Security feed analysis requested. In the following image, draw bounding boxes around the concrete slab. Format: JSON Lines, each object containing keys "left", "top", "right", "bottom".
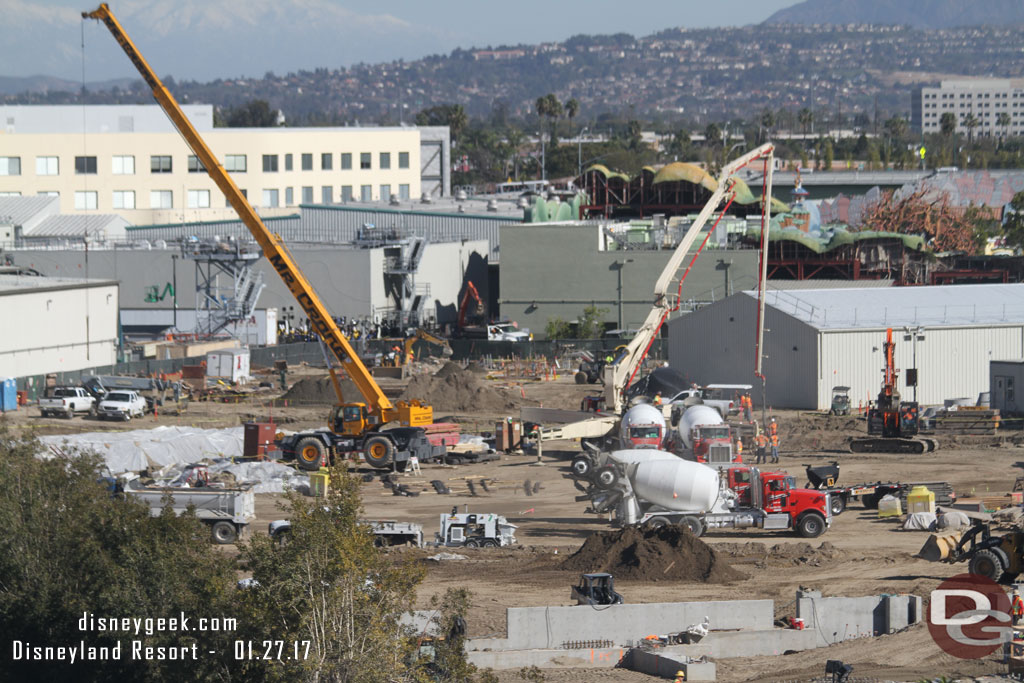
{"left": 796, "top": 590, "right": 922, "bottom": 647}
{"left": 625, "top": 648, "right": 716, "bottom": 680}
{"left": 467, "top": 646, "right": 627, "bottom": 670}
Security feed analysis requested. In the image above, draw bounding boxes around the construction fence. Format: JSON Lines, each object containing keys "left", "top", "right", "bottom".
{"left": 9, "top": 339, "right": 666, "bottom": 400}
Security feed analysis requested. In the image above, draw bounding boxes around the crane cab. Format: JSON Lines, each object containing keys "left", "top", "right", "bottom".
{"left": 332, "top": 403, "right": 378, "bottom": 436}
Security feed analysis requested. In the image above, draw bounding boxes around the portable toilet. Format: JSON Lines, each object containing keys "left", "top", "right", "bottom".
{"left": 907, "top": 485, "right": 936, "bottom": 514}
{"left": 0, "top": 378, "right": 16, "bottom": 412}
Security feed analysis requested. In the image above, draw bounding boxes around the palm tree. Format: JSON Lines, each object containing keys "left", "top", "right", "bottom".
{"left": 760, "top": 109, "right": 775, "bottom": 143}
{"left": 939, "top": 112, "right": 957, "bottom": 138}
{"left": 704, "top": 123, "right": 722, "bottom": 149}
{"left": 798, "top": 108, "right": 813, "bottom": 136}
{"left": 565, "top": 97, "right": 580, "bottom": 139}
{"left": 997, "top": 111, "right": 1012, "bottom": 140}
{"left": 535, "top": 93, "right": 563, "bottom": 144}
{"left": 962, "top": 112, "right": 980, "bottom": 143}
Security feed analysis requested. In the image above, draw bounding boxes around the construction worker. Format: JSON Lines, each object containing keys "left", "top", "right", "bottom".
{"left": 653, "top": 392, "right": 662, "bottom": 407}
{"left": 735, "top": 436, "right": 743, "bottom": 460}
{"left": 769, "top": 417, "right": 778, "bottom": 437}
{"left": 1013, "top": 589, "right": 1024, "bottom": 627}
{"left": 674, "top": 670, "right": 686, "bottom": 683}
{"left": 770, "top": 431, "right": 780, "bottom": 464}
{"left": 743, "top": 393, "right": 753, "bottom": 422}
{"left": 755, "top": 431, "right": 768, "bottom": 465}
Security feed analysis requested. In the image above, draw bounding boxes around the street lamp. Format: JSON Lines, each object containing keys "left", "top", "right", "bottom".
{"left": 577, "top": 126, "right": 589, "bottom": 178}
{"left": 612, "top": 258, "right": 634, "bottom": 330}
{"left": 902, "top": 326, "right": 925, "bottom": 403}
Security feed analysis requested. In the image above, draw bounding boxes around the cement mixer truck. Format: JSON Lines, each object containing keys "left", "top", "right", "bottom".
{"left": 668, "top": 403, "right": 738, "bottom": 466}
{"left": 582, "top": 450, "right": 831, "bottom": 539}
{"left": 570, "top": 403, "right": 667, "bottom": 481}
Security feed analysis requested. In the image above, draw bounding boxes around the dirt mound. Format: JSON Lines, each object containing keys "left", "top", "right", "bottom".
{"left": 281, "top": 376, "right": 360, "bottom": 405}
{"left": 778, "top": 413, "right": 863, "bottom": 451}
{"left": 402, "top": 363, "right": 534, "bottom": 413}
{"left": 560, "top": 525, "right": 744, "bottom": 583}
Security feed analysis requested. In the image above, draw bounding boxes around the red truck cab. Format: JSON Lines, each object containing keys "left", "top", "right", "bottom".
{"left": 724, "top": 466, "right": 830, "bottom": 533}
{"left": 692, "top": 424, "right": 738, "bottom": 464}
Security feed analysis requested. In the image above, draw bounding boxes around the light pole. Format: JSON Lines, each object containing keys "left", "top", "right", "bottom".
{"left": 577, "top": 126, "right": 589, "bottom": 178}
{"left": 540, "top": 131, "right": 546, "bottom": 182}
{"left": 613, "top": 258, "right": 634, "bottom": 330}
{"left": 902, "top": 326, "right": 925, "bottom": 403}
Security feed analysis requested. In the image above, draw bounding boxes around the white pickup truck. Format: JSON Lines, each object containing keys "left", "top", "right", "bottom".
{"left": 97, "top": 390, "right": 147, "bottom": 421}
{"left": 488, "top": 323, "right": 530, "bottom": 342}
{"left": 39, "top": 387, "right": 96, "bottom": 418}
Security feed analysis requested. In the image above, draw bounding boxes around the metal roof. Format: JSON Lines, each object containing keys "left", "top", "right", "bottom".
{"left": 0, "top": 195, "right": 59, "bottom": 226}
{"left": 0, "top": 274, "right": 119, "bottom": 295}
{"left": 745, "top": 283, "right": 1024, "bottom": 330}
{"left": 26, "top": 214, "right": 129, "bottom": 238}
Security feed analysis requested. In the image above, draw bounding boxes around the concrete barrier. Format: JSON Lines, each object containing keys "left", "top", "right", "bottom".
{"left": 467, "top": 646, "right": 627, "bottom": 670}
{"left": 625, "top": 648, "right": 717, "bottom": 681}
{"left": 469, "top": 600, "right": 774, "bottom": 651}
{"left": 796, "top": 590, "right": 923, "bottom": 647}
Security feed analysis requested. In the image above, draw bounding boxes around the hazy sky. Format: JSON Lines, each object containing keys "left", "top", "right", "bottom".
{"left": 4, "top": 0, "right": 798, "bottom": 82}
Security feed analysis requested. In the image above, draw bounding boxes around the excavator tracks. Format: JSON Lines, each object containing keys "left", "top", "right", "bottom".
{"left": 848, "top": 437, "right": 939, "bottom": 454}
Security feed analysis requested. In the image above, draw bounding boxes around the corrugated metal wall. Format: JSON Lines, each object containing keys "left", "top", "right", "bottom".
{"left": 819, "top": 325, "right": 1024, "bottom": 410}
{"left": 667, "top": 294, "right": 819, "bottom": 409}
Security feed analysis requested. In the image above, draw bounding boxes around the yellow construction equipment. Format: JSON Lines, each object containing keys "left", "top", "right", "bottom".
{"left": 84, "top": 4, "right": 440, "bottom": 471}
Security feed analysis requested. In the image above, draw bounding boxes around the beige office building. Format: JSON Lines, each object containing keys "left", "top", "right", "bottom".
{"left": 912, "top": 78, "right": 1024, "bottom": 137}
{"left": 0, "top": 105, "right": 424, "bottom": 225}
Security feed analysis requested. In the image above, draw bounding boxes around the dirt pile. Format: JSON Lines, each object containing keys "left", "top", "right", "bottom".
{"left": 402, "top": 362, "right": 534, "bottom": 413}
{"left": 560, "top": 525, "right": 744, "bottom": 583}
{"left": 778, "top": 413, "right": 862, "bottom": 451}
{"left": 281, "top": 376, "right": 360, "bottom": 405}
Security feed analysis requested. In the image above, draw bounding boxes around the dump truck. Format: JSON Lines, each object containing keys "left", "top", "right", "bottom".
{"left": 120, "top": 481, "right": 255, "bottom": 544}
{"left": 580, "top": 451, "right": 831, "bottom": 538}
{"left": 803, "top": 462, "right": 955, "bottom": 515}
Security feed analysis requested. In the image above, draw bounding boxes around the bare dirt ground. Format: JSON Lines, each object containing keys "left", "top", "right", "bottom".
{"left": 8, "top": 361, "right": 1022, "bottom": 681}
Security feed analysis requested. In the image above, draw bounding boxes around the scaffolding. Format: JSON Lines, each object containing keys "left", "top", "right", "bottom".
{"left": 181, "top": 236, "right": 265, "bottom": 337}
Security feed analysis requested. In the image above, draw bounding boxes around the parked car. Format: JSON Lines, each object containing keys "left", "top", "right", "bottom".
{"left": 97, "top": 390, "right": 147, "bottom": 421}
{"left": 39, "top": 386, "right": 96, "bottom": 418}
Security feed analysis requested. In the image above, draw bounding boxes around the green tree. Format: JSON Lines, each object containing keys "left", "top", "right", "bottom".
{"left": 963, "top": 112, "right": 980, "bottom": 144}
{"left": 760, "top": 109, "right": 775, "bottom": 142}
{"left": 224, "top": 99, "right": 279, "bottom": 127}
{"left": 416, "top": 104, "right": 469, "bottom": 143}
{"left": 667, "top": 128, "right": 691, "bottom": 160}
{"left": 823, "top": 138, "right": 834, "bottom": 171}
{"left": 798, "top": 108, "right": 813, "bottom": 136}
{"left": 939, "top": 111, "right": 957, "bottom": 138}
{"left": 1004, "top": 191, "right": 1024, "bottom": 252}
{"left": 544, "top": 317, "right": 573, "bottom": 340}
{"left": 576, "top": 304, "right": 609, "bottom": 339}
{"left": 238, "top": 464, "right": 425, "bottom": 681}
{"left": 535, "top": 93, "right": 563, "bottom": 145}
{"left": 565, "top": 97, "right": 580, "bottom": 138}
{"left": 997, "top": 112, "right": 1012, "bottom": 140}
{"left": 0, "top": 427, "right": 238, "bottom": 682}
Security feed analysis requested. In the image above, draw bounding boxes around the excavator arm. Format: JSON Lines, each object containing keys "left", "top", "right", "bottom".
{"left": 456, "top": 281, "right": 483, "bottom": 329}
{"left": 404, "top": 329, "right": 453, "bottom": 363}
{"left": 83, "top": 3, "right": 399, "bottom": 420}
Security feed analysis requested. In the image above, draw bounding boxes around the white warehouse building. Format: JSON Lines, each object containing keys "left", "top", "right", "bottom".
{"left": 667, "top": 284, "right": 1024, "bottom": 410}
{"left": 0, "top": 275, "right": 119, "bottom": 378}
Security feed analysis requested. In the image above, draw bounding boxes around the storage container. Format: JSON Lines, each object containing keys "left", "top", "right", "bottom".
{"left": 878, "top": 494, "right": 903, "bottom": 517}
{"left": 907, "top": 485, "right": 936, "bottom": 514}
{"left": 310, "top": 469, "right": 330, "bottom": 497}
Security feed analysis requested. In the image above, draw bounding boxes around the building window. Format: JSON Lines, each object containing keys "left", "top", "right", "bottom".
{"left": 360, "top": 184, "right": 372, "bottom": 201}
{"left": 0, "top": 157, "right": 21, "bottom": 176}
{"left": 301, "top": 186, "right": 313, "bottom": 203}
{"left": 0, "top": 191, "right": 22, "bottom": 197}
{"left": 112, "top": 190, "right": 135, "bottom": 209}
{"left": 341, "top": 185, "right": 353, "bottom": 202}
{"left": 38, "top": 191, "right": 59, "bottom": 197}
{"left": 225, "top": 154, "right": 246, "bottom": 172}
{"left": 321, "top": 186, "right": 332, "bottom": 203}
{"left": 150, "top": 190, "right": 173, "bottom": 209}
{"left": 262, "top": 189, "right": 279, "bottom": 207}
{"left": 341, "top": 153, "right": 352, "bottom": 170}
{"left": 380, "top": 152, "right": 391, "bottom": 169}
{"left": 285, "top": 153, "right": 293, "bottom": 171}
{"left": 187, "top": 189, "right": 211, "bottom": 208}
{"left": 399, "top": 151, "right": 410, "bottom": 169}
{"left": 74, "top": 156, "right": 97, "bottom": 175}
{"left": 187, "top": 155, "right": 206, "bottom": 173}
{"left": 380, "top": 184, "right": 391, "bottom": 201}
{"left": 36, "top": 156, "right": 58, "bottom": 176}
{"left": 399, "top": 183, "right": 410, "bottom": 200}
{"left": 360, "top": 153, "right": 371, "bottom": 170}
{"left": 112, "top": 155, "right": 135, "bottom": 174}
{"left": 262, "top": 155, "right": 279, "bottom": 172}
{"left": 74, "top": 190, "right": 98, "bottom": 210}
{"left": 285, "top": 187, "right": 294, "bottom": 206}
{"left": 301, "top": 153, "right": 313, "bottom": 171}
{"left": 321, "top": 153, "right": 333, "bottom": 170}
{"left": 150, "top": 155, "right": 172, "bottom": 173}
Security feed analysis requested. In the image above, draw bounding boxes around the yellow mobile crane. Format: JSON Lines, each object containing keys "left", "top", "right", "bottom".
{"left": 84, "top": 3, "right": 443, "bottom": 472}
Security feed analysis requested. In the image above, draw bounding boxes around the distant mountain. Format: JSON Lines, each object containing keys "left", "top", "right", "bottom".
{"left": 0, "top": 76, "right": 138, "bottom": 97}
{"left": 765, "top": 0, "right": 1024, "bottom": 28}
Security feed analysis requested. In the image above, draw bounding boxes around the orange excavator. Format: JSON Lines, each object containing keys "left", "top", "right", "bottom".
{"left": 456, "top": 281, "right": 484, "bottom": 331}
{"left": 849, "top": 328, "right": 938, "bottom": 454}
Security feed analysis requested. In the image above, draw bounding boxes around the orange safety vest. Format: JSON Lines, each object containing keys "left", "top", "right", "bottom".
{"left": 1013, "top": 595, "right": 1024, "bottom": 618}
{"left": 736, "top": 438, "right": 743, "bottom": 454}
{"left": 769, "top": 421, "right": 778, "bottom": 436}
{"left": 771, "top": 433, "right": 779, "bottom": 447}
{"left": 755, "top": 434, "right": 768, "bottom": 448}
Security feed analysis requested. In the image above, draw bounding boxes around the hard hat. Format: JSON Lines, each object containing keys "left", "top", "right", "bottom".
{"left": 771, "top": 417, "right": 776, "bottom": 422}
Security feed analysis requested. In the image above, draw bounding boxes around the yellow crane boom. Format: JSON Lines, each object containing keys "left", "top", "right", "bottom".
{"left": 83, "top": 3, "right": 426, "bottom": 427}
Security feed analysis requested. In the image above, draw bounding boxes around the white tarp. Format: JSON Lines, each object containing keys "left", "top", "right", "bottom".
{"left": 937, "top": 509, "right": 972, "bottom": 530}
{"left": 903, "top": 512, "right": 937, "bottom": 531}
{"left": 208, "top": 460, "right": 309, "bottom": 494}
{"left": 40, "top": 426, "right": 245, "bottom": 474}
